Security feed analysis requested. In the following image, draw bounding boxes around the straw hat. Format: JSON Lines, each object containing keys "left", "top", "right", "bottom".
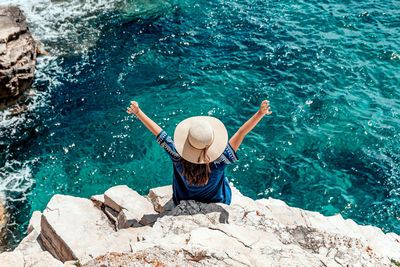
{"left": 174, "top": 116, "right": 228, "bottom": 164}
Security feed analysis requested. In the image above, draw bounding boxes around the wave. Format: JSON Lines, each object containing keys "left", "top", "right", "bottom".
{"left": 1, "top": 0, "right": 179, "bottom": 55}
{"left": 0, "top": 160, "right": 34, "bottom": 203}
{"left": 0, "top": 56, "right": 61, "bottom": 203}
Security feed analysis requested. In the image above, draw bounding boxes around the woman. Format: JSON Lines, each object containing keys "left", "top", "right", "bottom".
{"left": 126, "top": 100, "right": 272, "bottom": 205}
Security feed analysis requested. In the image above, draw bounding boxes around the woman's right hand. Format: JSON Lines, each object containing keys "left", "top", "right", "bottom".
{"left": 259, "top": 100, "right": 272, "bottom": 115}
{"left": 127, "top": 101, "right": 140, "bottom": 115}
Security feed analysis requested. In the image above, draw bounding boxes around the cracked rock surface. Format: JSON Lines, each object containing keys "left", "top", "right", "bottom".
{"left": 0, "top": 184, "right": 399, "bottom": 267}
{"left": 0, "top": 6, "right": 37, "bottom": 102}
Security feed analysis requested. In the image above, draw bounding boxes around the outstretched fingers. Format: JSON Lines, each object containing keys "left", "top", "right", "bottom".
{"left": 260, "top": 100, "right": 272, "bottom": 115}
{"left": 126, "top": 101, "right": 140, "bottom": 114}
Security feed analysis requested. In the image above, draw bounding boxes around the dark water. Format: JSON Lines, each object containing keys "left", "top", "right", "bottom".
{"left": 1, "top": 0, "right": 399, "bottom": 248}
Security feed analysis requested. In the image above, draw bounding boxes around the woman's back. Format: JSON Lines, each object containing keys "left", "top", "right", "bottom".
{"left": 156, "top": 130, "right": 238, "bottom": 205}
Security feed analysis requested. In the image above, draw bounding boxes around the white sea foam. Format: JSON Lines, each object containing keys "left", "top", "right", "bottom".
{"left": 0, "top": 56, "right": 62, "bottom": 204}
{"left": 0, "top": 56, "right": 60, "bottom": 129}
{"left": 0, "top": 159, "right": 34, "bottom": 202}
{"left": 1, "top": 0, "right": 175, "bottom": 56}
{"left": 0, "top": 0, "right": 120, "bottom": 137}
{"left": 0, "top": 0, "right": 120, "bottom": 54}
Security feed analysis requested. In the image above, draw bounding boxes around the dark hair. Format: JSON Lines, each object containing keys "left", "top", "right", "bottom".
{"left": 180, "top": 158, "right": 211, "bottom": 186}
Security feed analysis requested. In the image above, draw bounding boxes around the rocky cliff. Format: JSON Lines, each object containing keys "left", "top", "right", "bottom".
{"left": 0, "top": 6, "right": 37, "bottom": 106}
{"left": 0, "top": 184, "right": 399, "bottom": 266}
{"left": 0, "top": 196, "right": 7, "bottom": 244}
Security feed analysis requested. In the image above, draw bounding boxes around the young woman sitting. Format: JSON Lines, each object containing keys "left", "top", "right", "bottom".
{"left": 126, "top": 100, "right": 272, "bottom": 205}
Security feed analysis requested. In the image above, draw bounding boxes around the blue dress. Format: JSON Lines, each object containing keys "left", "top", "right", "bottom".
{"left": 156, "top": 130, "right": 238, "bottom": 205}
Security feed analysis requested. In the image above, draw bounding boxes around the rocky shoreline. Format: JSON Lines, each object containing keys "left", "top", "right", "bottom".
{"left": 0, "top": 5, "right": 38, "bottom": 108}
{"left": 0, "top": 184, "right": 399, "bottom": 266}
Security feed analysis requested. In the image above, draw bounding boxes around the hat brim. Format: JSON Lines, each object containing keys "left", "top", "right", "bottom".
{"left": 174, "top": 116, "right": 228, "bottom": 164}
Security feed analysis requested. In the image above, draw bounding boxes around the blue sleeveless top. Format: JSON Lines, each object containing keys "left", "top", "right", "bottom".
{"left": 156, "top": 130, "right": 238, "bottom": 205}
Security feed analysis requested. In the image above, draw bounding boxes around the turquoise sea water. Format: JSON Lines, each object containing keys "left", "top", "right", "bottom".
{"left": 0, "top": 0, "right": 399, "bottom": 248}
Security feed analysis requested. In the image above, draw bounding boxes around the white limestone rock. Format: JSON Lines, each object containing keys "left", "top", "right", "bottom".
{"left": 15, "top": 229, "right": 44, "bottom": 256}
{"left": 0, "top": 251, "right": 24, "bottom": 267}
{"left": 104, "top": 185, "right": 156, "bottom": 228}
{"left": 41, "top": 194, "right": 115, "bottom": 262}
{"left": 24, "top": 251, "right": 63, "bottom": 267}
{"left": 188, "top": 227, "right": 252, "bottom": 265}
{"left": 146, "top": 185, "right": 174, "bottom": 212}
{"left": 79, "top": 227, "right": 141, "bottom": 265}
{"left": 133, "top": 198, "right": 398, "bottom": 266}
{"left": 256, "top": 197, "right": 400, "bottom": 263}
{"left": 27, "top": 210, "right": 42, "bottom": 234}
{"left": 2, "top": 184, "right": 400, "bottom": 267}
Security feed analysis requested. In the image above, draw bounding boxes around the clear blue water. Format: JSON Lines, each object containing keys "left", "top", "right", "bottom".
{"left": 1, "top": 0, "right": 400, "bottom": 248}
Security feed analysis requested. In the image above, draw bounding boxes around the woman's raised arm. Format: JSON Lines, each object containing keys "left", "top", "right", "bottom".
{"left": 127, "top": 101, "right": 162, "bottom": 136}
{"left": 229, "top": 100, "right": 272, "bottom": 152}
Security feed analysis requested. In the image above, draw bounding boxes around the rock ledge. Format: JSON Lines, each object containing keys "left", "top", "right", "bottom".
{"left": 0, "top": 184, "right": 399, "bottom": 267}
